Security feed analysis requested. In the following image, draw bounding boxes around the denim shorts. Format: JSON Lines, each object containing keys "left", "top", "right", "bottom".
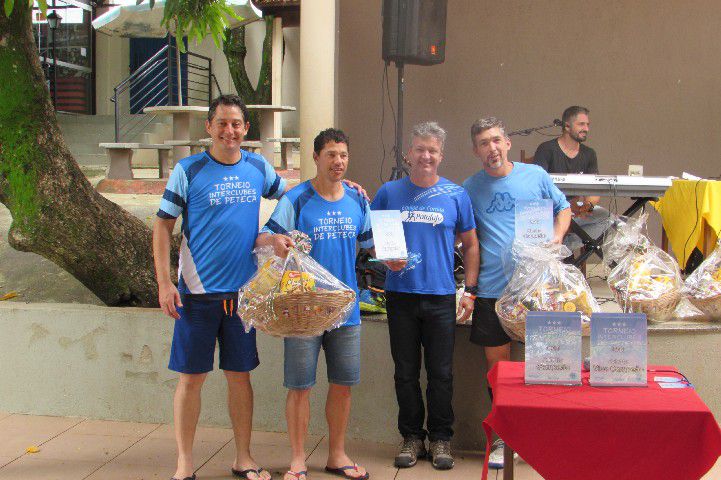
{"left": 283, "top": 324, "right": 361, "bottom": 389}
{"left": 169, "top": 294, "right": 260, "bottom": 374}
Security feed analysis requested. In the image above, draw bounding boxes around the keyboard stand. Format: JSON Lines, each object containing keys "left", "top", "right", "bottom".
{"left": 571, "top": 197, "right": 657, "bottom": 268}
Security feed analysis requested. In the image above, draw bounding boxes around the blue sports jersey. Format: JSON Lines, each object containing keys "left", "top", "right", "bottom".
{"left": 157, "top": 150, "right": 287, "bottom": 295}
{"left": 261, "top": 181, "right": 374, "bottom": 327}
{"left": 462, "top": 162, "right": 570, "bottom": 298}
{"left": 370, "top": 177, "right": 476, "bottom": 295}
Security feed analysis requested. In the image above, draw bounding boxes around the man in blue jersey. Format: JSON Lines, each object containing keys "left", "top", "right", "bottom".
{"left": 256, "top": 129, "right": 375, "bottom": 480}
{"left": 153, "top": 94, "right": 286, "bottom": 480}
{"left": 462, "top": 117, "right": 571, "bottom": 469}
{"left": 371, "top": 122, "right": 480, "bottom": 471}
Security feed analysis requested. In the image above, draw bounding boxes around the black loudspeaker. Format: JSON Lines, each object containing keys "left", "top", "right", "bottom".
{"left": 382, "top": 0, "right": 447, "bottom": 66}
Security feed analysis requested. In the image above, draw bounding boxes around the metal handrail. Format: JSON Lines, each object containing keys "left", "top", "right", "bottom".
{"left": 111, "top": 42, "right": 222, "bottom": 142}
{"left": 115, "top": 45, "right": 170, "bottom": 92}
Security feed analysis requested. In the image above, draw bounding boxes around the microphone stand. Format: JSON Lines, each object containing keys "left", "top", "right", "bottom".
{"left": 508, "top": 120, "right": 561, "bottom": 137}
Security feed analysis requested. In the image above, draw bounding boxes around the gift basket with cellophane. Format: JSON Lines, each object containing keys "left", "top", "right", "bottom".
{"left": 606, "top": 215, "right": 681, "bottom": 323}
{"left": 237, "top": 231, "right": 356, "bottom": 337}
{"left": 601, "top": 214, "right": 652, "bottom": 273}
{"left": 495, "top": 242, "right": 598, "bottom": 342}
{"left": 683, "top": 238, "right": 721, "bottom": 319}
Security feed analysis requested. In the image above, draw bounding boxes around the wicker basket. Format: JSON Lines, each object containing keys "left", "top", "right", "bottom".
{"left": 688, "top": 294, "right": 721, "bottom": 320}
{"left": 262, "top": 290, "right": 357, "bottom": 337}
{"left": 612, "top": 287, "right": 681, "bottom": 323}
{"left": 498, "top": 308, "right": 592, "bottom": 342}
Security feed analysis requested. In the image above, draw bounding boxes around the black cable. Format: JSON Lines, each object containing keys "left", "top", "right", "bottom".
{"left": 680, "top": 178, "right": 703, "bottom": 270}
{"left": 385, "top": 64, "right": 399, "bottom": 178}
{"left": 385, "top": 64, "right": 397, "bottom": 133}
{"left": 648, "top": 368, "right": 693, "bottom": 386}
{"left": 380, "top": 63, "right": 398, "bottom": 183}
{"left": 379, "top": 65, "right": 387, "bottom": 183}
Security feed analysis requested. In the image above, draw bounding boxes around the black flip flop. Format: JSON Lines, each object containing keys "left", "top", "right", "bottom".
{"left": 325, "top": 464, "right": 370, "bottom": 480}
{"left": 232, "top": 467, "right": 272, "bottom": 479}
{"left": 170, "top": 475, "right": 196, "bottom": 480}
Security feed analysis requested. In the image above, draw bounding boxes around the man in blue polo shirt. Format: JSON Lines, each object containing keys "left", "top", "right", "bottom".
{"left": 462, "top": 116, "right": 571, "bottom": 469}
{"left": 153, "top": 95, "right": 285, "bottom": 480}
{"left": 257, "top": 129, "right": 374, "bottom": 480}
{"left": 371, "top": 122, "right": 480, "bottom": 471}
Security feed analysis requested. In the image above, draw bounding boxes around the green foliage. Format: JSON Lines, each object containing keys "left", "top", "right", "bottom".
{"left": 3, "top": 0, "right": 45, "bottom": 17}
{"left": 161, "top": 0, "right": 243, "bottom": 53}
{"left": 3, "top": 0, "right": 14, "bottom": 17}
{"left": 0, "top": 14, "right": 44, "bottom": 229}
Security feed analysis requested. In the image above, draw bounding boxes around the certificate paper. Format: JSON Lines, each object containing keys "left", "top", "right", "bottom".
{"left": 515, "top": 199, "right": 553, "bottom": 245}
{"left": 525, "top": 312, "right": 582, "bottom": 385}
{"left": 370, "top": 210, "right": 408, "bottom": 261}
{"left": 590, "top": 313, "right": 647, "bottom": 387}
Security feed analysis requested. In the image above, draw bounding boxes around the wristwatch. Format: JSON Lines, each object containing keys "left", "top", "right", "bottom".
{"left": 463, "top": 285, "right": 478, "bottom": 301}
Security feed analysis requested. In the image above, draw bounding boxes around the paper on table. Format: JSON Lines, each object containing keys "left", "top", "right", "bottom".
{"left": 370, "top": 210, "right": 408, "bottom": 261}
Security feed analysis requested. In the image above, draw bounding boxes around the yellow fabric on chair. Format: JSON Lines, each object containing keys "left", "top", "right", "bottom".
{"left": 653, "top": 179, "right": 721, "bottom": 265}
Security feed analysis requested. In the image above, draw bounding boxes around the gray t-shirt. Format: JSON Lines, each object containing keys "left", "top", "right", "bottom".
{"left": 533, "top": 139, "right": 598, "bottom": 175}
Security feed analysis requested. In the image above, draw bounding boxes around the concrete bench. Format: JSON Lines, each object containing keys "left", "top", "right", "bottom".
{"left": 99, "top": 143, "right": 173, "bottom": 179}
{"left": 164, "top": 139, "right": 212, "bottom": 156}
{"left": 241, "top": 140, "right": 262, "bottom": 154}
{"left": 266, "top": 137, "right": 299, "bottom": 169}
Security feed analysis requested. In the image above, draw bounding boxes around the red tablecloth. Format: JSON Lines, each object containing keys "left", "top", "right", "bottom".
{"left": 482, "top": 361, "right": 721, "bottom": 480}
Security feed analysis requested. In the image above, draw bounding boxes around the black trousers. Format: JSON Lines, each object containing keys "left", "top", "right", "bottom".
{"left": 385, "top": 291, "right": 456, "bottom": 442}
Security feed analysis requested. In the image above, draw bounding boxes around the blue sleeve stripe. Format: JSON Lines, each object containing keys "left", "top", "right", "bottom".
{"left": 185, "top": 156, "right": 209, "bottom": 185}
{"left": 265, "top": 218, "right": 289, "bottom": 235}
{"left": 358, "top": 230, "right": 373, "bottom": 242}
{"left": 266, "top": 175, "right": 281, "bottom": 198}
{"left": 156, "top": 209, "right": 176, "bottom": 219}
{"left": 162, "top": 189, "right": 186, "bottom": 209}
{"left": 159, "top": 198, "right": 182, "bottom": 218}
{"left": 293, "top": 187, "right": 315, "bottom": 219}
{"left": 246, "top": 155, "right": 266, "bottom": 176}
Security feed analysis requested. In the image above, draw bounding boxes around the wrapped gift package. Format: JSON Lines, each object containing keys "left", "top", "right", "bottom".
{"left": 683, "top": 239, "right": 721, "bottom": 319}
{"left": 237, "top": 231, "right": 356, "bottom": 337}
{"left": 606, "top": 216, "right": 682, "bottom": 323}
{"left": 496, "top": 242, "right": 598, "bottom": 342}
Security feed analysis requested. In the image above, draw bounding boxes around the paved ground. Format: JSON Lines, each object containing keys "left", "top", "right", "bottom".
{"left": 0, "top": 172, "right": 157, "bottom": 305}
{"left": 0, "top": 170, "right": 282, "bottom": 306}
{"left": 3, "top": 413, "right": 718, "bottom": 480}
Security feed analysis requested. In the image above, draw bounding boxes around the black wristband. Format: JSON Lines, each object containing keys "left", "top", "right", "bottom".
{"left": 464, "top": 285, "right": 478, "bottom": 295}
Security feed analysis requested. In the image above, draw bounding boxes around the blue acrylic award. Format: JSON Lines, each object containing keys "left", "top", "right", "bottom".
{"left": 515, "top": 199, "right": 553, "bottom": 245}
{"left": 590, "top": 313, "right": 647, "bottom": 387}
{"left": 525, "top": 311, "right": 582, "bottom": 385}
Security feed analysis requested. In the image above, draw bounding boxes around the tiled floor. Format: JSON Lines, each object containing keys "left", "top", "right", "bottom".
{"left": 0, "top": 414, "right": 720, "bottom": 479}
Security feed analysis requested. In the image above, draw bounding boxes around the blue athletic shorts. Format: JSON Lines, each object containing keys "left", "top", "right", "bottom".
{"left": 169, "top": 294, "right": 260, "bottom": 374}
{"left": 283, "top": 324, "right": 361, "bottom": 389}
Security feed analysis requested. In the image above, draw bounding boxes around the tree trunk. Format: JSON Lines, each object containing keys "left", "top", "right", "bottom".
{"left": 223, "top": 15, "right": 273, "bottom": 140}
{"left": 0, "top": 4, "right": 167, "bottom": 307}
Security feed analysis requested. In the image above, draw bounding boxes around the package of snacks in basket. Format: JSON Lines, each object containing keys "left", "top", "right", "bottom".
{"left": 606, "top": 217, "right": 682, "bottom": 323}
{"left": 495, "top": 242, "right": 598, "bottom": 342}
{"left": 683, "top": 238, "right": 721, "bottom": 319}
{"left": 237, "top": 231, "right": 356, "bottom": 337}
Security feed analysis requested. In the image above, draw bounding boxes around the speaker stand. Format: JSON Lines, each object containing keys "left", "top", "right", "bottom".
{"left": 390, "top": 62, "right": 407, "bottom": 180}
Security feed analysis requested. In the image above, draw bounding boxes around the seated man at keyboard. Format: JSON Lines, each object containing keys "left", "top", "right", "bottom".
{"left": 533, "top": 106, "right": 610, "bottom": 251}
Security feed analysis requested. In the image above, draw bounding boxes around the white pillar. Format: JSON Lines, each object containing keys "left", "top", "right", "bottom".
{"left": 272, "top": 16, "right": 284, "bottom": 167}
{"left": 299, "top": 0, "right": 338, "bottom": 181}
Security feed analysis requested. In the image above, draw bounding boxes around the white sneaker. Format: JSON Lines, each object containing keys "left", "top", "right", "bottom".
{"left": 488, "top": 439, "right": 518, "bottom": 469}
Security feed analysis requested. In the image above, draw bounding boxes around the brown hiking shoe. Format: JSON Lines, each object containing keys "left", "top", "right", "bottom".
{"left": 429, "top": 440, "right": 454, "bottom": 470}
{"left": 394, "top": 437, "right": 427, "bottom": 468}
